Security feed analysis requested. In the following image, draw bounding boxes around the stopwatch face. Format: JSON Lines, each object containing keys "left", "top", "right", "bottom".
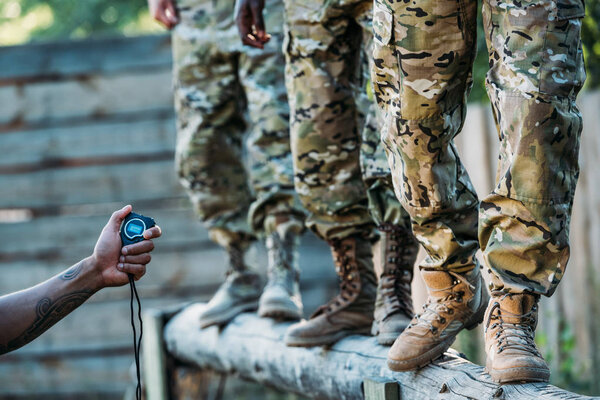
{"left": 124, "top": 218, "right": 146, "bottom": 240}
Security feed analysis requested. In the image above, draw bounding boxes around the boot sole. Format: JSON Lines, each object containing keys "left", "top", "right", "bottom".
{"left": 258, "top": 300, "right": 302, "bottom": 321}
{"left": 285, "top": 327, "right": 371, "bottom": 347}
{"left": 199, "top": 300, "right": 258, "bottom": 329}
{"left": 485, "top": 360, "right": 550, "bottom": 383}
{"left": 388, "top": 281, "right": 489, "bottom": 371}
{"left": 388, "top": 337, "right": 456, "bottom": 371}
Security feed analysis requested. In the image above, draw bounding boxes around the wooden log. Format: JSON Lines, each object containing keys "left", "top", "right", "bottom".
{"left": 165, "top": 304, "right": 596, "bottom": 400}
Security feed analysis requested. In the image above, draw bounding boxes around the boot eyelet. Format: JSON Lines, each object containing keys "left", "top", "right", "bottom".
{"left": 439, "top": 317, "right": 446, "bottom": 324}
{"left": 447, "top": 309, "right": 454, "bottom": 315}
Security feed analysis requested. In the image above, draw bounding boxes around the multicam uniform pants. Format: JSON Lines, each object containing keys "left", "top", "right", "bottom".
{"left": 172, "top": 0, "right": 304, "bottom": 249}
{"left": 372, "top": 0, "right": 586, "bottom": 295}
{"left": 284, "top": 0, "right": 411, "bottom": 242}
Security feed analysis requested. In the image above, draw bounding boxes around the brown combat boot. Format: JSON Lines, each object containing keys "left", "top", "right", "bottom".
{"left": 258, "top": 231, "right": 303, "bottom": 320}
{"left": 199, "top": 244, "right": 262, "bottom": 329}
{"left": 387, "top": 268, "right": 489, "bottom": 371}
{"left": 484, "top": 292, "right": 550, "bottom": 383}
{"left": 285, "top": 237, "right": 376, "bottom": 347}
{"left": 372, "top": 224, "right": 419, "bottom": 345}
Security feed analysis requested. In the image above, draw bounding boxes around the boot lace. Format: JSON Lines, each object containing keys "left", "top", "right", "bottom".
{"left": 379, "top": 225, "right": 416, "bottom": 319}
{"left": 312, "top": 240, "right": 360, "bottom": 317}
{"left": 487, "top": 295, "right": 540, "bottom": 356}
{"left": 265, "top": 233, "right": 297, "bottom": 287}
{"left": 227, "top": 246, "right": 247, "bottom": 274}
{"left": 408, "top": 271, "right": 473, "bottom": 335}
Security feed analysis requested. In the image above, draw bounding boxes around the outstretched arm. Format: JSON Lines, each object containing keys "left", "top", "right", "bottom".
{"left": 235, "top": 0, "right": 270, "bottom": 48}
{"left": 0, "top": 205, "right": 162, "bottom": 355}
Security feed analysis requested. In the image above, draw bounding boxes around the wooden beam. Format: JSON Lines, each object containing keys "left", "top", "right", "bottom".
{"left": 165, "top": 304, "right": 595, "bottom": 400}
{"left": 142, "top": 309, "right": 171, "bottom": 400}
{"left": 0, "top": 35, "right": 172, "bottom": 83}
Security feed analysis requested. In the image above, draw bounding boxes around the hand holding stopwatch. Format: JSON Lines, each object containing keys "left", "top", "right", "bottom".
{"left": 120, "top": 212, "right": 156, "bottom": 246}
{"left": 119, "top": 211, "right": 155, "bottom": 400}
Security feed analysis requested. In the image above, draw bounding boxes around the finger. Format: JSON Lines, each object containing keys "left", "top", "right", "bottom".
{"left": 242, "top": 33, "right": 264, "bottom": 49}
{"left": 155, "top": 10, "right": 174, "bottom": 29}
{"left": 250, "top": 2, "right": 266, "bottom": 38}
{"left": 107, "top": 205, "right": 132, "bottom": 231}
{"left": 165, "top": 0, "right": 179, "bottom": 26}
{"left": 122, "top": 240, "right": 154, "bottom": 256}
{"left": 117, "top": 263, "right": 147, "bottom": 279}
{"left": 120, "top": 253, "right": 151, "bottom": 265}
{"left": 143, "top": 225, "right": 162, "bottom": 240}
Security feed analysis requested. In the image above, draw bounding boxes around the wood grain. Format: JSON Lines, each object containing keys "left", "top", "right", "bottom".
{"left": 165, "top": 304, "right": 596, "bottom": 400}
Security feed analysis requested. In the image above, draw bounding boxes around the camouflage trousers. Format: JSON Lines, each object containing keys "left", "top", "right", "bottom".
{"left": 372, "top": 0, "right": 586, "bottom": 295}
{"left": 283, "top": 0, "right": 411, "bottom": 241}
{"left": 172, "top": 0, "right": 304, "bottom": 249}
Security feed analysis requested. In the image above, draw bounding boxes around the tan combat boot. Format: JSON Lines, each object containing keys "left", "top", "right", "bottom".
{"left": 387, "top": 268, "right": 489, "bottom": 371}
{"left": 199, "top": 244, "right": 262, "bottom": 328}
{"left": 372, "top": 224, "right": 419, "bottom": 345}
{"left": 258, "top": 232, "right": 303, "bottom": 320}
{"left": 484, "top": 293, "right": 549, "bottom": 383}
{"left": 285, "top": 237, "right": 376, "bottom": 346}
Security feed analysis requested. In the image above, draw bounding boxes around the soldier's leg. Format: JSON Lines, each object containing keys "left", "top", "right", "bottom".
{"left": 172, "top": 26, "right": 260, "bottom": 328}
{"left": 355, "top": 16, "right": 419, "bottom": 345}
{"left": 238, "top": 18, "right": 305, "bottom": 320}
{"left": 372, "top": 0, "right": 488, "bottom": 370}
{"left": 282, "top": 0, "right": 377, "bottom": 346}
{"left": 480, "top": 0, "right": 585, "bottom": 383}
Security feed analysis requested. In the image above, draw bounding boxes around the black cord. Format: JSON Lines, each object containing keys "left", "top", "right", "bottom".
{"left": 129, "top": 274, "right": 143, "bottom": 400}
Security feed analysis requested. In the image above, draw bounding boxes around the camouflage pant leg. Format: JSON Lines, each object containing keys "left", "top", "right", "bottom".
{"left": 238, "top": 32, "right": 306, "bottom": 238}
{"left": 361, "top": 103, "right": 412, "bottom": 229}
{"left": 372, "top": 0, "right": 480, "bottom": 272}
{"left": 172, "top": 28, "right": 255, "bottom": 249}
{"left": 283, "top": 0, "right": 375, "bottom": 241}
{"left": 479, "top": 0, "right": 586, "bottom": 296}
{"left": 357, "top": 24, "right": 412, "bottom": 229}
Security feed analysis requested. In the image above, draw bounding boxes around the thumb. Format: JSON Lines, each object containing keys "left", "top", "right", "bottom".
{"left": 107, "top": 205, "right": 132, "bottom": 231}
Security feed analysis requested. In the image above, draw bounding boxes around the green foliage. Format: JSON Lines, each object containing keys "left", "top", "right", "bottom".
{"left": 538, "top": 318, "right": 594, "bottom": 395}
{"left": 0, "top": 0, "right": 163, "bottom": 45}
{"left": 582, "top": 0, "right": 600, "bottom": 88}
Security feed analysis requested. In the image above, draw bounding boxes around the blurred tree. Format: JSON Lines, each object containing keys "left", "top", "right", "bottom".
{"left": 469, "top": 0, "right": 600, "bottom": 101}
{"left": 582, "top": 0, "right": 600, "bottom": 88}
{"left": 0, "top": 0, "right": 598, "bottom": 91}
{"left": 0, "top": 0, "right": 161, "bottom": 45}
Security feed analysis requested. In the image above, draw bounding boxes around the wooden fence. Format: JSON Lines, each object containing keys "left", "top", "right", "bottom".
{"left": 0, "top": 35, "right": 336, "bottom": 400}
{"left": 0, "top": 34, "right": 598, "bottom": 398}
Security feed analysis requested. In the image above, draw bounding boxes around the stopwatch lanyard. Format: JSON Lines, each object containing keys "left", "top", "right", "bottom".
{"left": 129, "top": 274, "right": 143, "bottom": 400}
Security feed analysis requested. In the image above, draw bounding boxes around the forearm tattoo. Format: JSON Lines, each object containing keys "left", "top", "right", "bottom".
{"left": 0, "top": 290, "right": 92, "bottom": 354}
{"left": 60, "top": 261, "right": 84, "bottom": 281}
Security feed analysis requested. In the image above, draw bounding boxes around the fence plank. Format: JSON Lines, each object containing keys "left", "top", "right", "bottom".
{"left": 0, "top": 116, "right": 175, "bottom": 170}
{"left": 0, "top": 205, "right": 208, "bottom": 257}
{"left": 0, "top": 349, "right": 132, "bottom": 398}
{"left": 0, "top": 69, "right": 173, "bottom": 128}
{"left": 0, "top": 35, "right": 172, "bottom": 83}
{"left": 0, "top": 160, "right": 183, "bottom": 209}
{"left": 0, "top": 233, "right": 336, "bottom": 303}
